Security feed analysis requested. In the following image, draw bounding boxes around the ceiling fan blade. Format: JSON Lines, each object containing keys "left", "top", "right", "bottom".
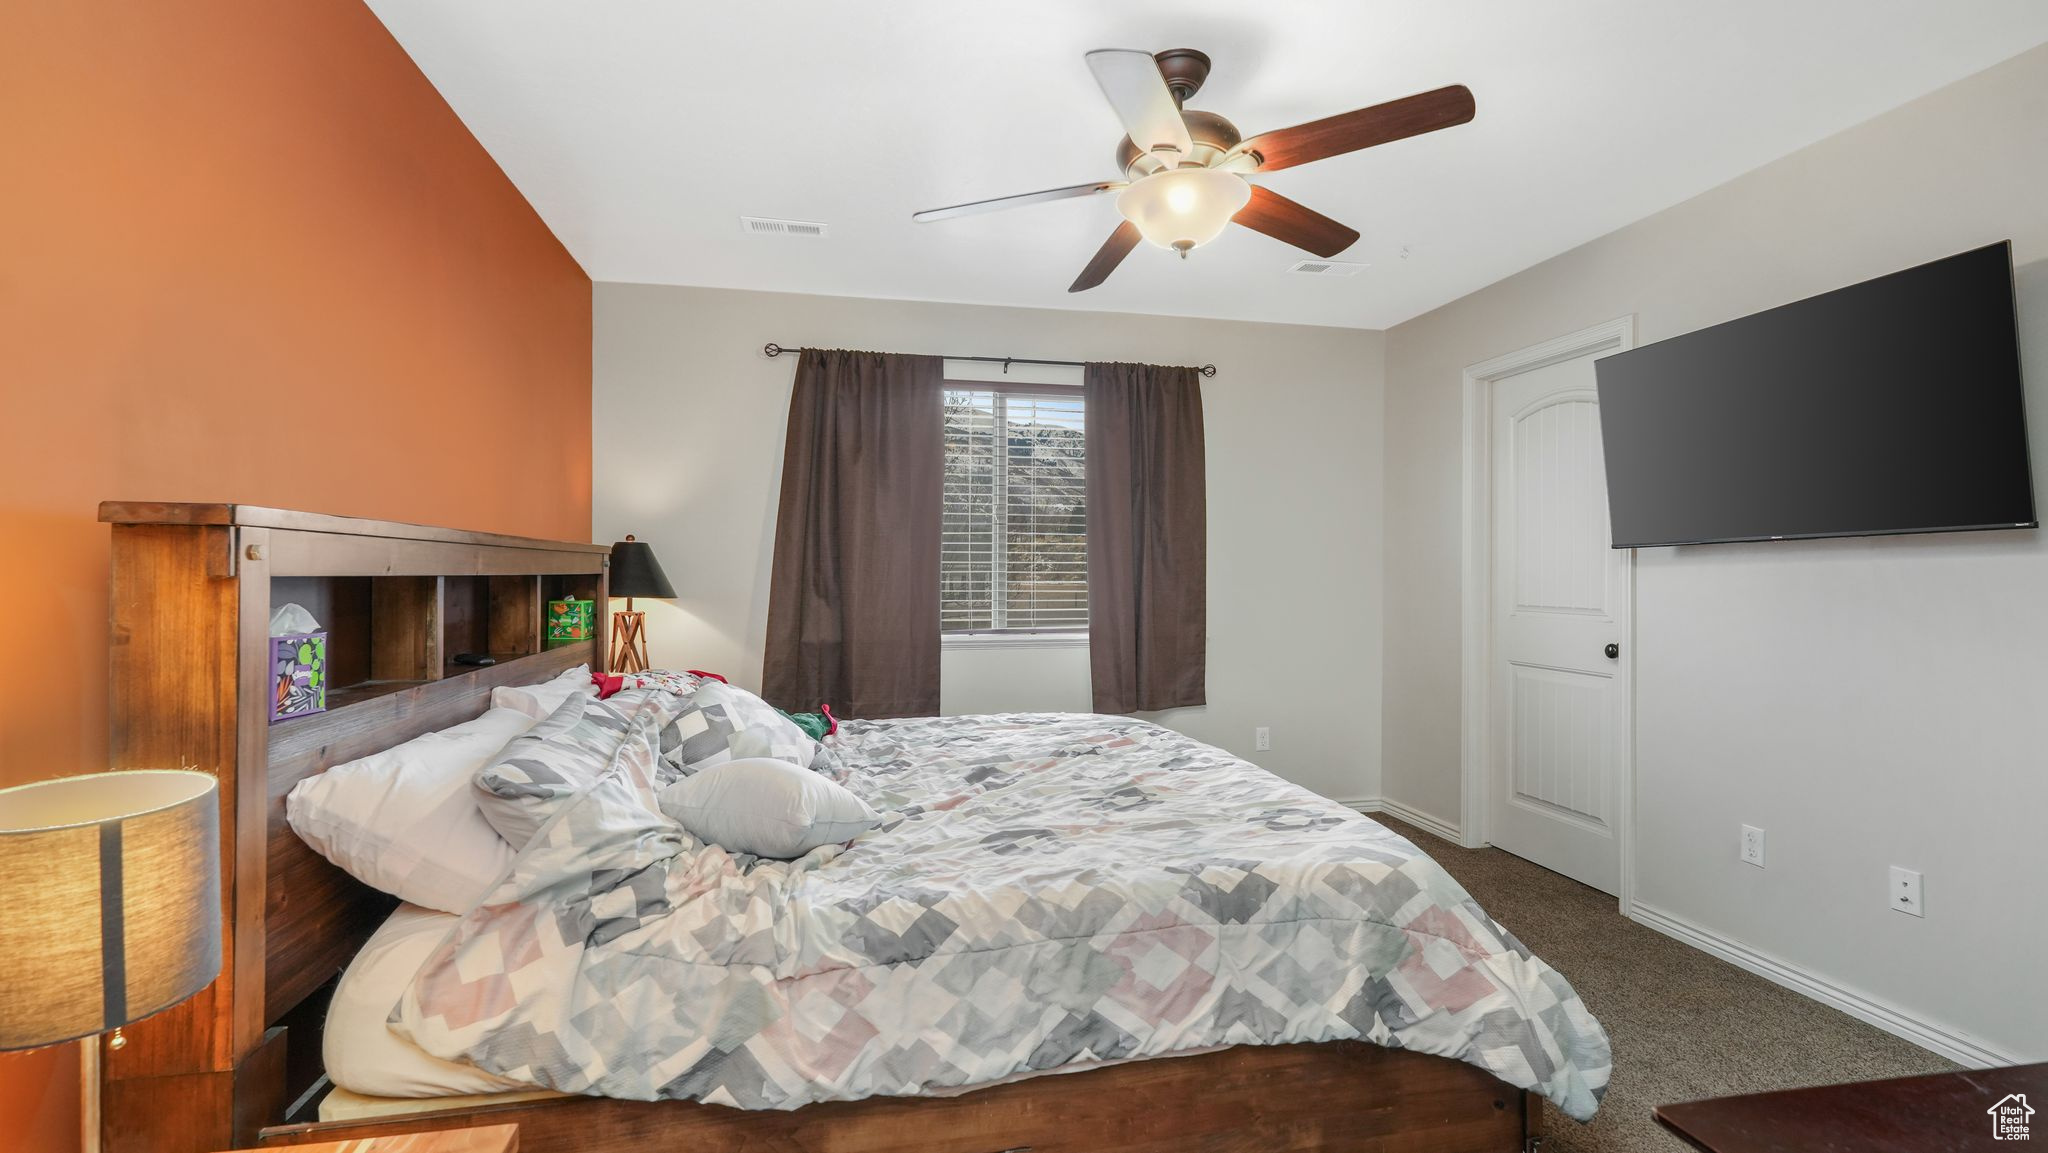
{"left": 1069, "top": 220, "right": 1143, "bottom": 293}
{"left": 912, "top": 180, "right": 1124, "bottom": 223}
{"left": 1232, "top": 186, "right": 1360, "bottom": 258}
{"left": 1237, "top": 84, "right": 1475, "bottom": 172}
{"left": 1085, "top": 49, "right": 1194, "bottom": 164}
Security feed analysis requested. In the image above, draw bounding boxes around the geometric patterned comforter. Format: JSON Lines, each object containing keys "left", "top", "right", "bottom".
{"left": 393, "top": 697, "right": 1610, "bottom": 1120}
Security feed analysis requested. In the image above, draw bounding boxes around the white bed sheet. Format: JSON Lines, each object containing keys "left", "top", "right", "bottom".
{"left": 319, "top": 1085, "right": 567, "bottom": 1123}
{"left": 325, "top": 903, "right": 540, "bottom": 1100}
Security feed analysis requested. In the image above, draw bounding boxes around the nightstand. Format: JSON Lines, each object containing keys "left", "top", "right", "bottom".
{"left": 218, "top": 1123, "right": 517, "bottom": 1153}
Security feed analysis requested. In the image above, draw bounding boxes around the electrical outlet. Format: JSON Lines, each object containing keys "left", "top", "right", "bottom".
{"left": 1889, "top": 866, "right": 1924, "bottom": 917}
{"left": 1740, "top": 825, "right": 1765, "bottom": 868}
{"left": 1254, "top": 726, "right": 1271, "bottom": 752}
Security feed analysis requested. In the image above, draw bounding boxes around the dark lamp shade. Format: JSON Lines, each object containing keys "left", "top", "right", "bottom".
{"left": 610, "top": 536, "right": 676, "bottom": 599}
{"left": 0, "top": 770, "right": 222, "bottom": 1050}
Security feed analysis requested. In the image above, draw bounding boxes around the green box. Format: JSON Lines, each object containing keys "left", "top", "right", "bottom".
{"left": 547, "top": 598, "right": 595, "bottom": 648}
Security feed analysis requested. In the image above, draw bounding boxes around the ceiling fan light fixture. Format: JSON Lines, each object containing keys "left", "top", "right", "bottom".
{"left": 1116, "top": 168, "right": 1251, "bottom": 257}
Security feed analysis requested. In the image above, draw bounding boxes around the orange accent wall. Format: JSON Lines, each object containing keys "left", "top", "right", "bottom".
{"left": 0, "top": 4, "right": 591, "bottom": 1149}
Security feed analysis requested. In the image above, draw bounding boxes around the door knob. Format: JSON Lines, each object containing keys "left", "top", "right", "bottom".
{"left": 1604, "top": 643, "right": 1620, "bottom": 659}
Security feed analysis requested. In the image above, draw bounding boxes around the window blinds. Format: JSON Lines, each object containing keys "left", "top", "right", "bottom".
{"left": 941, "top": 387, "right": 1087, "bottom": 632}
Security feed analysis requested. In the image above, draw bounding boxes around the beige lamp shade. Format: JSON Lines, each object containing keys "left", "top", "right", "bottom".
{"left": 0, "top": 770, "right": 222, "bottom": 1050}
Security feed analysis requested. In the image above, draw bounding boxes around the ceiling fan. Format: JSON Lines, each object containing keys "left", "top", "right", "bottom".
{"left": 912, "top": 48, "right": 1475, "bottom": 292}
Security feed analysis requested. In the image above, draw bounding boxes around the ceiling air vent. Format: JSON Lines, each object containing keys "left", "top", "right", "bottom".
{"left": 741, "top": 216, "right": 828, "bottom": 237}
{"left": 1288, "top": 259, "right": 1367, "bottom": 277}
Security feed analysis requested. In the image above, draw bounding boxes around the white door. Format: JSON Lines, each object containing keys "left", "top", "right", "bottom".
{"left": 1488, "top": 353, "right": 1629, "bottom": 894}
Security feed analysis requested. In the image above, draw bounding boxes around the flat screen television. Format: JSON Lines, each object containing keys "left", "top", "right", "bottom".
{"left": 1595, "top": 241, "right": 2033, "bottom": 547}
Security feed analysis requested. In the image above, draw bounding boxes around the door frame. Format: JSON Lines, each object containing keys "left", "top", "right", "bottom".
{"left": 1459, "top": 316, "right": 1637, "bottom": 912}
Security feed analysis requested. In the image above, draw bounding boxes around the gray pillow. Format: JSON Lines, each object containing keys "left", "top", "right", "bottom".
{"left": 660, "top": 682, "right": 820, "bottom": 776}
{"left": 657, "top": 757, "right": 878, "bottom": 859}
{"left": 474, "top": 693, "right": 652, "bottom": 849}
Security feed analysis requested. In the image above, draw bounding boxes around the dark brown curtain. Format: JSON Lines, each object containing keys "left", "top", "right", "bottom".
{"left": 1085, "top": 361, "right": 1206, "bottom": 713}
{"left": 764, "top": 349, "right": 943, "bottom": 718}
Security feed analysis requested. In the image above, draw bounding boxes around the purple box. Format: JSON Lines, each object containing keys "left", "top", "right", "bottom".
{"left": 270, "top": 630, "right": 328, "bottom": 723}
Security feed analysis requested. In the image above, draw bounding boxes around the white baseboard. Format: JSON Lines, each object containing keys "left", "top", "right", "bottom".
{"left": 1336, "top": 796, "right": 1463, "bottom": 845}
{"left": 1628, "top": 902, "right": 2021, "bottom": 1069}
{"left": 1330, "top": 796, "right": 2011, "bottom": 1069}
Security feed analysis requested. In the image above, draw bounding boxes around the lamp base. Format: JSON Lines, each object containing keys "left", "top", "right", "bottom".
{"left": 609, "top": 610, "right": 650, "bottom": 674}
{"left": 81, "top": 1035, "right": 101, "bottom": 1153}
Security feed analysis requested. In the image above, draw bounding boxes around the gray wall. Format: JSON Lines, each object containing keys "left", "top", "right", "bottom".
{"left": 1382, "top": 43, "right": 2048, "bottom": 1059}
{"left": 594, "top": 284, "right": 1387, "bottom": 803}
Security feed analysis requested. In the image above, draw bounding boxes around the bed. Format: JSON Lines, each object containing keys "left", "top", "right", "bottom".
{"left": 98, "top": 503, "right": 1606, "bottom": 1153}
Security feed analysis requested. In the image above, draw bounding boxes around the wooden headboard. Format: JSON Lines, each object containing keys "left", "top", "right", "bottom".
{"left": 97, "top": 503, "right": 611, "bottom": 1153}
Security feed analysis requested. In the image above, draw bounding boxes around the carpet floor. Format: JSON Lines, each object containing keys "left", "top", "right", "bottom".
{"left": 1372, "top": 816, "right": 1954, "bottom": 1152}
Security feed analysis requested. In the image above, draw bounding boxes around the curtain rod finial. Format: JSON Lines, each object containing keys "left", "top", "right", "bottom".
{"left": 1200, "top": 364, "right": 1217, "bottom": 378}
{"left": 763, "top": 342, "right": 785, "bottom": 358}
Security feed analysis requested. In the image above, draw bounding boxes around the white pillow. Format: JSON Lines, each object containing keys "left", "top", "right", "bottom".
{"left": 490, "top": 663, "right": 594, "bottom": 721}
{"left": 286, "top": 707, "right": 532, "bottom": 913}
{"left": 658, "top": 757, "right": 879, "bottom": 859}
{"left": 325, "top": 903, "right": 534, "bottom": 1098}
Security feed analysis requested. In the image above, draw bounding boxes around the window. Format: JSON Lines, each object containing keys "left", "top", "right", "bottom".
{"left": 942, "top": 384, "right": 1086, "bottom": 633}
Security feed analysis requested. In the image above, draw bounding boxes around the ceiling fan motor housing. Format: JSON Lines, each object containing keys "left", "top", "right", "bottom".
{"left": 1152, "top": 48, "right": 1212, "bottom": 102}
{"left": 1118, "top": 109, "right": 1243, "bottom": 179}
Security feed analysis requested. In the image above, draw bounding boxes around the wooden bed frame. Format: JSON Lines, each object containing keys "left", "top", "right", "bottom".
{"left": 98, "top": 503, "right": 1539, "bottom": 1153}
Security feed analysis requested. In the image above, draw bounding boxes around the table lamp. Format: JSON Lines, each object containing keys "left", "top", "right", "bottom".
{"left": 0, "top": 770, "right": 223, "bottom": 1153}
{"left": 608, "top": 533, "right": 676, "bottom": 675}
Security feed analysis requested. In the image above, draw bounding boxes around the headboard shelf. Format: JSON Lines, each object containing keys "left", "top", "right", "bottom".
{"left": 96, "top": 502, "right": 609, "bottom": 1153}
{"left": 316, "top": 678, "right": 429, "bottom": 713}
{"left": 266, "top": 567, "right": 566, "bottom": 725}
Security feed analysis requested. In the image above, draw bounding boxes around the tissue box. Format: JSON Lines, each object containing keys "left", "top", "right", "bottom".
{"left": 270, "top": 631, "right": 327, "bottom": 723}
{"left": 547, "top": 598, "right": 595, "bottom": 648}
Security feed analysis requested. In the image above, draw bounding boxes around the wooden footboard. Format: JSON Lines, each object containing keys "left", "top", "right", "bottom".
{"left": 257, "top": 1041, "right": 1530, "bottom": 1153}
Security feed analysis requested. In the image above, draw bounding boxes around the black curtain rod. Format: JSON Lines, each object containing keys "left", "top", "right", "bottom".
{"left": 762, "top": 343, "right": 1216, "bottom": 378}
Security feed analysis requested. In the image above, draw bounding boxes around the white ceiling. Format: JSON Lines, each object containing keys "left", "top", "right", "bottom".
{"left": 367, "top": 1, "right": 2048, "bottom": 330}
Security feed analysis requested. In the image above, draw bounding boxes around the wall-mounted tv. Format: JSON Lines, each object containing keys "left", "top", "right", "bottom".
{"left": 1595, "top": 241, "right": 2033, "bottom": 548}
